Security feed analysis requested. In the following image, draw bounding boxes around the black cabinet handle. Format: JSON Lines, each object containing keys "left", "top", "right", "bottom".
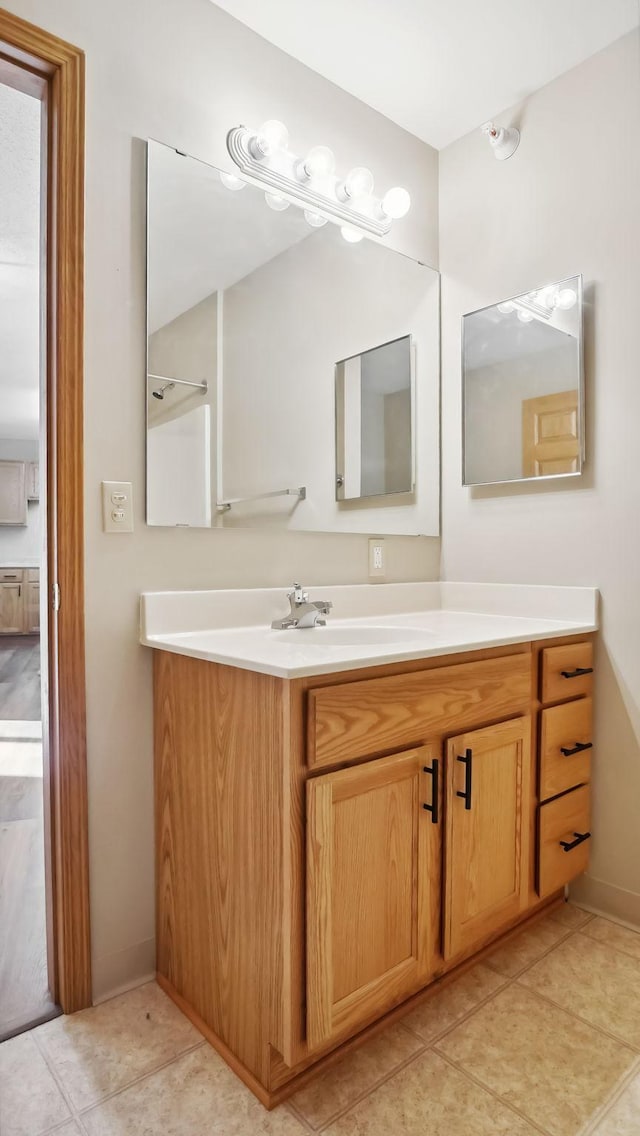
{"left": 456, "top": 749, "right": 473, "bottom": 811}
{"left": 560, "top": 741, "right": 593, "bottom": 756}
{"left": 559, "top": 830, "right": 591, "bottom": 852}
{"left": 561, "top": 667, "right": 593, "bottom": 679}
{"left": 422, "top": 758, "right": 439, "bottom": 824}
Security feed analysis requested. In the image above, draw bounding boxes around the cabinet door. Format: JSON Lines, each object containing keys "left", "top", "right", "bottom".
{"left": 25, "top": 582, "right": 40, "bottom": 633}
{"left": 0, "top": 462, "right": 27, "bottom": 525}
{"left": 444, "top": 716, "right": 531, "bottom": 960}
{"left": 306, "top": 746, "right": 440, "bottom": 1052}
{"left": 0, "top": 582, "right": 24, "bottom": 633}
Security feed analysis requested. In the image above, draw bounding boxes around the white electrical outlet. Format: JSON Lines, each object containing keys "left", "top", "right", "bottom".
{"left": 368, "top": 538, "right": 385, "bottom": 580}
{"left": 102, "top": 481, "right": 134, "bottom": 533}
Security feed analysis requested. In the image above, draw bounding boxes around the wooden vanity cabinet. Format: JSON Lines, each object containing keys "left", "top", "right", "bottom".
{"left": 153, "top": 633, "right": 594, "bottom": 1108}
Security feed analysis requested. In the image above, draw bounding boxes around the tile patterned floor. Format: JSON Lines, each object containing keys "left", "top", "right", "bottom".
{"left": 2, "top": 904, "right": 640, "bottom": 1136}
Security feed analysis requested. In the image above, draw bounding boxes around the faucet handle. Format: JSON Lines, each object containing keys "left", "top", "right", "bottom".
{"left": 289, "top": 582, "right": 309, "bottom": 604}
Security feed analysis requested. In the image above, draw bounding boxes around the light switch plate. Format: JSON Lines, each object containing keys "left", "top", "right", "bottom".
{"left": 102, "top": 481, "right": 134, "bottom": 533}
{"left": 368, "top": 538, "right": 386, "bottom": 581}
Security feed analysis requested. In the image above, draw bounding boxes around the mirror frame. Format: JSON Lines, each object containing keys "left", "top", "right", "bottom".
{"left": 461, "top": 273, "right": 585, "bottom": 488}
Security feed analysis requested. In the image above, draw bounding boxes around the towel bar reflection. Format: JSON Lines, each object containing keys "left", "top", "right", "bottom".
{"left": 217, "top": 487, "right": 307, "bottom": 513}
{"left": 147, "top": 373, "right": 208, "bottom": 394}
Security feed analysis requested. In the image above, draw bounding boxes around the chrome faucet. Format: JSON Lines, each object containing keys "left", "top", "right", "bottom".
{"left": 271, "top": 583, "right": 333, "bottom": 630}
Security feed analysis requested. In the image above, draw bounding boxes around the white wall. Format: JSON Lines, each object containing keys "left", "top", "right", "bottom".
{"left": 222, "top": 228, "right": 439, "bottom": 534}
{"left": 3, "top": 0, "right": 440, "bottom": 998}
{"left": 0, "top": 439, "right": 41, "bottom": 564}
{"left": 440, "top": 30, "right": 640, "bottom": 924}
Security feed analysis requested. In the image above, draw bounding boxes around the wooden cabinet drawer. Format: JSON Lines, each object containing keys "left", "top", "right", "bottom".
{"left": 540, "top": 698, "right": 592, "bottom": 801}
{"left": 541, "top": 642, "right": 593, "bottom": 704}
{"left": 27, "top": 568, "right": 40, "bottom": 583}
{"left": 307, "top": 651, "right": 532, "bottom": 769}
{"left": 538, "top": 784, "right": 591, "bottom": 897}
{"left": 0, "top": 568, "right": 24, "bottom": 583}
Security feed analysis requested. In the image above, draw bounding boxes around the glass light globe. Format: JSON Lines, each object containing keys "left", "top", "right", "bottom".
{"left": 344, "top": 166, "right": 374, "bottom": 199}
{"left": 303, "top": 146, "right": 335, "bottom": 178}
{"left": 265, "top": 192, "right": 289, "bottom": 212}
{"left": 340, "top": 225, "right": 364, "bottom": 244}
{"left": 255, "top": 119, "right": 289, "bottom": 157}
{"left": 498, "top": 301, "right": 515, "bottom": 315}
{"left": 555, "top": 288, "right": 577, "bottom": 310}
{"left": 220, "top": 172, "right": 246, "bottom": 191}
{"left": 517, "top": 308, "right": 534, "bottom": 323}
{"left": 304, "top": 209, "right": 328, "bottom": 228}
{"left": 382, "top": 187, "right": 411, "bottom": 219}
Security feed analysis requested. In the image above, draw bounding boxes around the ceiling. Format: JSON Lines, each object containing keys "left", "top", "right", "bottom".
{"left": 210, "top": 0, "right": 639, "bottom": 149}
{"left": 0, "top": 83, "right": 41, "bottom": 441}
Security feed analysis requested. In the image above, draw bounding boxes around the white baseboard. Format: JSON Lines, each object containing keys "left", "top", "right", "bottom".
{"left": 91, "top": 937, "right": 156, "bottom": 1005}
{"left": 570, "top": 874, "right": 640, "bottom": 931}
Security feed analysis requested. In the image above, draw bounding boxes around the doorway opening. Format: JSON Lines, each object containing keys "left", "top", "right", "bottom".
{"left": 0, "top": 8, "right": 90, "bottom": 1034}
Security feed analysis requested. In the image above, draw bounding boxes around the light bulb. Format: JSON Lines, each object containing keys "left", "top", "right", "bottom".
{"left": 555, "top": 288, "right": 577, "bottom": 310}
{"left": 382, "top": 186, "right": 411, "bottom": 220}
{"left": 219, "top": 171, "right": 246, "bottom": 191}
{"left": 517, "top": 308, "right": 534, "bottom": 323}
{"left": 498, "top": 301, "right": 515, "bottom": 315}
{"left": 304, "top": 209, "right": 328, "bottom": 228}
{"left": 301, "top": 145, "right": 335, "bottom": 179}
{"left": 341, "top": 225, "right": 364, "bottom": 244}
{"left": 265, "top": 192, "right": 289, "bottom": 212}
{"left": 254, "top": 119, "right": 289, "bottom": 157}
{"left": 342, "top": 166, "right": 374, "bottom": 200}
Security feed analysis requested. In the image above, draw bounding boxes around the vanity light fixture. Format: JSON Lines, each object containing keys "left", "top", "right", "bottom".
{"left": 498, "top": 283, "right": 578, "bottom": 324}
{"left": 226, "top": 119, "right": 411, "bottom": 240}
{"left": 219, "top": 171, "right": 246, "bottom": 191}
{"left": 481, "top": 120, "right": 520, "bottom": 161}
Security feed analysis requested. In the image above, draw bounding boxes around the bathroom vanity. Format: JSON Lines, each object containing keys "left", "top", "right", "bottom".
{"left": 142, "top": 582, "right": 597, "bottom": 1107}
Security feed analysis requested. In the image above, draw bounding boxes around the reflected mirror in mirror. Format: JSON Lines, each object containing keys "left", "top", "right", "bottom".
{"left": 462, "top": 275, "right": 584, "bottom": 487}
{"left": 336, "top": 335, "right": 414, "bottom": 500}
{"left": 146, "top": 140, "right": 440, "bottom": 536}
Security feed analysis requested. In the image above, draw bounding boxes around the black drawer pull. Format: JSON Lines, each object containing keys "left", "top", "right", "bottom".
{"left": 561, "top": 667, "right": 593, "bottom": 679}
{"left": 560, "top": 741, "right": 593, "bottom": 756}
{"left": 559, "top": 830, "right": 591, "bottom": 852}
{"left": 422, "top": 758, "right": 439, "bottom": 824}
{"left": 456, "top": 749, "right": 473, "bottom": 811}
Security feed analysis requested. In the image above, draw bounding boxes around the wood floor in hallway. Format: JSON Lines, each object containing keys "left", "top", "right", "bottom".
{"left": 0, "top": 635, "right": 58, "bottom": 1040}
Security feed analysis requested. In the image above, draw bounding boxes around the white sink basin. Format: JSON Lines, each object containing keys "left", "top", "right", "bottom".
{"left": 271, "top": 625, "right": 433, "bottom": 647}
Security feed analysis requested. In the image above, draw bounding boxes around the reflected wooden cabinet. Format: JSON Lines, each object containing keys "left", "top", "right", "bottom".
{"left": 444, "top": 717, "right": 531, "bottom": 959}
{"left": 153, "top": 635, "right": 594, "bottom": 1108}
{"left": 0, "top": 581, "right": 24, "bottom": 633}
{"left": 0, "top": 461, "right": 27, "bottom": 525}
{"left": 306, "top": 746, "right": 440, "bottom": 1051}
{"left": 0, "top": 568, "right": 40, "bottom": 633}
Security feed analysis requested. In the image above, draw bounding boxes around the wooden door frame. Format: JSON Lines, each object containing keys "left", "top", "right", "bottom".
{"left": 0, "top": 8, "right": 91, "bottom": 1013}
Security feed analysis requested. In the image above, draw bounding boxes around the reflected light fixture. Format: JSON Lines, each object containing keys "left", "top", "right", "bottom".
{"left": 219, "top": 171, "right": 246, "bottom": 191}
{"left": 226, "top": 119, "right": 411, "bottom": 241}
{"left": 481, "top": 120, "right": 520, "bottom": 161}
{"left": 498, "top": 283, "right": 578, "bottom": 324}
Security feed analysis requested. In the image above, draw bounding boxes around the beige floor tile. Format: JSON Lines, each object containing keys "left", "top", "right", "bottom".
{"left": 323, "top": 1049, "right": 539, "bottom": 1135}
{"left": 484, "top": 914, "right": 570, "bottom": 977}
{"left": 0, "top": 1032, "right": 71, "bottom": 1136}
{"left": 582, "top": 917, "right": 640, "bottom": 962}
{"left": 436, "top": 983, "right": 634, "bottom": 1136}
{"left": 520, "top": 933, "right": 640, "bottom": 1047}
{"left": 82, "top": 1046, "right": 307, "bottom": 1135}
{"left": 34, "top": 981, "right": 201, "bottom": 1110}
{"left": 548, "top": 901, "right": 593, "bottom": 930}
{"left": 591, "top": 1067, "right": 640, "bottom": 1134}
{"left": 402, "top": 964, "right": 506, "bottom": 1043}
{"left": 290, "top": 1022, "right": 422, "bottom": 1129}
{"left": 50, "top": 1125, "right": 83, "bottom": 1134}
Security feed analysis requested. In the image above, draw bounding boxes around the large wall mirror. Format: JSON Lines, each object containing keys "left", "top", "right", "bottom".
{"left": 146, "top": 140, "right": 440, "bottom": 536}
{"left": 462, "top": 275, "right": 584, "bottom": 487}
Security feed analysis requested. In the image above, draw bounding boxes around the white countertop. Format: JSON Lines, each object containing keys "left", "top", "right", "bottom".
{"left": 140, "top": 582, "right": 598, "bottom": 679}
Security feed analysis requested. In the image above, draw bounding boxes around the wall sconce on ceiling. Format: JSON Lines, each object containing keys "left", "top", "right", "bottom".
{"left": 225, "top": 119, "right": 411, "bottom": 242}
{"left": 481, "top": 120, "right": 520, "bottom": 161}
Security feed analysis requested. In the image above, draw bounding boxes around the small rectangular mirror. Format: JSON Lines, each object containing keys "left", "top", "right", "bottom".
{"left": 462, "top": 274, "right": 584, "bottom": 487}
{"left": 335, "top": 335, "right": 414, "bottom": 501}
